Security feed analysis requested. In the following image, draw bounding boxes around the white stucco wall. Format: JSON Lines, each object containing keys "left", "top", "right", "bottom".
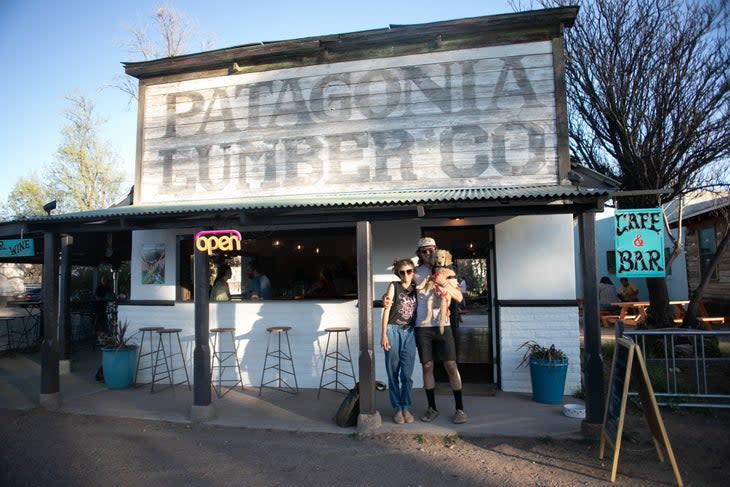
{"left": 495, "top": 214, "right": 581, "bottom": 394}
{"left": 124, "top": 214, "right": 581, "bottom": 394}
{"left": 495, "top": 214, "right": 577, "bottom": 300}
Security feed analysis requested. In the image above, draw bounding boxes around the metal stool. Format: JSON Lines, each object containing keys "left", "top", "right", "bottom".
{"left": 134, "top": 327, "right": 164, "bottom": 385}
{"left": 259, "top": 326, "right": 298, "bottom": 395}
{"left": 210, "top": 327, "right": 244, "bottom": 397}
{"left": 150, "top": 328, "right": 191, "bottom": 393}
{"left": 317, "top": 327, "right": 356, "bottom": 398}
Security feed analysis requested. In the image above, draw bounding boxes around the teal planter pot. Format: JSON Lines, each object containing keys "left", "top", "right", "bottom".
{"left": 529, "top": 357, "right": 568, "bottom": 404}
{"left": 102, "top": 346, "right": 138, "bottom": 389}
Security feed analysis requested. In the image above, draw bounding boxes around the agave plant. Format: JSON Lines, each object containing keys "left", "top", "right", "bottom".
{"left": 518, "top": 340, "right": 567, "bottom": 368}
{"left": 97, "top": 320, "right": 132, "bottom": 350}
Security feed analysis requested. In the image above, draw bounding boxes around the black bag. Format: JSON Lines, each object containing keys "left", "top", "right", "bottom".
{"left": 332, "top": 381, "right": 386, "bottom": 427}
{"left": 333, "top": 383, "right": 360, "bottom": 427}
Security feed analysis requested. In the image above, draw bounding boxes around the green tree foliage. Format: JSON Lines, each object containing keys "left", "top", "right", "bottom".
{"left": 5, "top": 177, "right": 50, "bottom": 218}
{"left": 49, "top": 94, "right": 125, "bottom": 213}
{"left": 3, "top": 93, "right": 126, "bottom": 219}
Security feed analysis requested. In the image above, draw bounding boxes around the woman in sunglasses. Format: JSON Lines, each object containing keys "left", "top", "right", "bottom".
{"left": 380, "top": 258, "right": 418, "bottom": 424}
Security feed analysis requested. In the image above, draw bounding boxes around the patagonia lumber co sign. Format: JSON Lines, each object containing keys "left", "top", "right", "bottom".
{"left": 0, "top": 238, "right": 35, "bottom": 258}
{"left": 194, "top": 230, "right": 242, "bottom": 255}
{"left": 614, "top": 208, "right": 665, "bottom": 278}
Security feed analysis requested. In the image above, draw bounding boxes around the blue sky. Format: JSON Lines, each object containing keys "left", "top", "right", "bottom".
{"left": 0, "top": 0, "right": 514, "bottom": 205}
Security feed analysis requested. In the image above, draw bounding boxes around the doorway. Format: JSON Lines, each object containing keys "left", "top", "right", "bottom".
{"left": 423, "top": 226, "right": 495, "bottom": 385}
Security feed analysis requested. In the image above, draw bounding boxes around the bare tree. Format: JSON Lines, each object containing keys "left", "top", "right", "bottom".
{"left": 111, "top": 3, "right": 215, "bottom": 101}
{"left": 523, "top": 0, "right": 730, "bottom": 326}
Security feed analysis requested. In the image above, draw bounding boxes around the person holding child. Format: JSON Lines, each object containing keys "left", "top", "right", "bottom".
{"left": 380, "top": 258, "right": 418, "bottom": 424}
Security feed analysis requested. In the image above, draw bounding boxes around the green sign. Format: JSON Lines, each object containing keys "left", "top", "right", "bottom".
{"left": 614, "top": 208, "right": 665, "bottom": 278}
{"left": 0, "top": 238, "right": 35, "bottom": 258}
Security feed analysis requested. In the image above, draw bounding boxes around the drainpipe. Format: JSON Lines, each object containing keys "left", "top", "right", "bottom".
{"left": 58, "top": 235, "right": 73, "bottom": 371}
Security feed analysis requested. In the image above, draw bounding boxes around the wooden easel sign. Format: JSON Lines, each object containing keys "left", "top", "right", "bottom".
{"left": 599, "top": 337, "right": 683, "bottom": 486}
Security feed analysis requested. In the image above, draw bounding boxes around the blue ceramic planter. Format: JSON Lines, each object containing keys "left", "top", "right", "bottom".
{"left": 102, "top": 346, "right": 138, "bottom": 389}
{"left": 529, "top": 357, "right": 568, "bottom": 404}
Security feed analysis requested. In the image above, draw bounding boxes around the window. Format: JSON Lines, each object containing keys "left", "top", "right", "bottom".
{"left": 606, "top": 250, "right": 616, "bottom": 274}
{"left": 698, "top": 227, "right": 718, "bottom": 280}
{"left": 177, "top": 228, "right": 357, "bottom": 301}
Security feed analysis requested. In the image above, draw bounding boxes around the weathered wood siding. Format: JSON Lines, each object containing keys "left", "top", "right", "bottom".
{"left": 138, "top": 41, "right": 559, "bottom": 203}
{"left": 685, "top": 217, "right": 730, "bottom": 300}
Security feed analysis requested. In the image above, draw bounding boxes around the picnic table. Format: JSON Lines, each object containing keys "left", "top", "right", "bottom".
{"left": 600, "top": 299, "right": 725, "bottom": 328}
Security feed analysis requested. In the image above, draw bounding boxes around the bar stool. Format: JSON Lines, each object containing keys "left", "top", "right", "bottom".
{"left": 317, "top": 327, "right": 356, "bottom": 398}
{"left": 150, "top": 328, "right": 191, "bottom": 393}
{"left": 210, "top": 327, "right": 244, "bottom": 397}
{"left": 259, "top": 326, "right": 298, "bottom": 395}
{"left": 134, "top": 326, "right": 164, "bottom": 385}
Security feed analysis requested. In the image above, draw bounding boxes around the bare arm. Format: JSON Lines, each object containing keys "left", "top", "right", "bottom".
{"left": 380, "top": 283, "right": 395, "bottom": 351}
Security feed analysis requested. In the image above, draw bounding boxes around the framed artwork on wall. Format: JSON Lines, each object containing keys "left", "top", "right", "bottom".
{"left": 141, "top": 243, "right": 166, "bottom": 284}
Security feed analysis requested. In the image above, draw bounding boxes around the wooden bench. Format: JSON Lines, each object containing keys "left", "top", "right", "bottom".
{"left": 600, "top": 313, "right": 640, "bottom": 327}
{"left": 673, "top": 316, "right": 725, "bottom": 329}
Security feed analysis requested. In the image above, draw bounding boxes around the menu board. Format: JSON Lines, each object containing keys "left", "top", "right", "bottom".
{"left": 599, "top": 338, "right": 683, "bottom": 486}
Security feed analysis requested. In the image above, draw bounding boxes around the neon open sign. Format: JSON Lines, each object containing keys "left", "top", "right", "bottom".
{"left": 194, "top": 230, "right": 242, "bottom": 255}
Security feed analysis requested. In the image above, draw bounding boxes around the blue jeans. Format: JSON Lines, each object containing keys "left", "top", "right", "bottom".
{"left": 384, "top": 324, "right": 416, "bottom": 412}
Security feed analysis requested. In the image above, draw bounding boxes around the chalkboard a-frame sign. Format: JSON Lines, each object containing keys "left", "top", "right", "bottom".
{"left": 599, "top": 337, "right": 683, "bottom": 486}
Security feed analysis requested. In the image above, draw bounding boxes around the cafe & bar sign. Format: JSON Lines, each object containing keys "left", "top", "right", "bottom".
{"left": 614, "top": 208, "right": 665, "bottom": 278}
{"left": 0, "top": 238, "right": 35, "bottom": 258}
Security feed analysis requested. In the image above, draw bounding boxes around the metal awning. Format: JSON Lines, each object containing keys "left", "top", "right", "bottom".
{"left": 0, "top": 184, "right": 610, "bottom": 238}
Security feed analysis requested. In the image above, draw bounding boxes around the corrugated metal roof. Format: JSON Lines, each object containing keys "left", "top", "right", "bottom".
{"left": 8, "top": 185, "right": 608, "bottom": 225}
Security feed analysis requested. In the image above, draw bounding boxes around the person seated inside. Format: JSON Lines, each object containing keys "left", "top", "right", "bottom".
{"left": 598, "top": 276, "right": 620, "bottom": 313}
{"left": 210, "top": 264, "right": 232, "bottom": 301}
{"left": 304, "top": 269, "right": 335, "bottom": 299}
{"left": 246, "top": 263, "right": 272, "bottom": 300}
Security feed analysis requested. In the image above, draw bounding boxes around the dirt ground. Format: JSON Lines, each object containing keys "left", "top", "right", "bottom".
{"left": 1, "top": 406, "right": 728, "bottom": 486}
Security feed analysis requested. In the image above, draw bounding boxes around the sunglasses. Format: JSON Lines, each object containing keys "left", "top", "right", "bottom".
{"left": 398, "top": 269, "right": 414, "bottom": 276}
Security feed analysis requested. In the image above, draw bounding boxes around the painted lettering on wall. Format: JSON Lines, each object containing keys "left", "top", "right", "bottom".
{"left": 614, "top": 209, "right": 665, "bottom": 278}
{"left": 140, "top": 43, "right": 560, "bottom": 202}
{"left": 194, "top": 230, "right": 242, "bottom": 255}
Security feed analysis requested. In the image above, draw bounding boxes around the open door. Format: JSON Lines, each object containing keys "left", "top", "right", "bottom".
{"left": 423, "top": 226, "right": 495, "bottom": 386}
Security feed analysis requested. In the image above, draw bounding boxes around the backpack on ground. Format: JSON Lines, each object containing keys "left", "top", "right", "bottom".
{"left": 332, "top": 381, "right": 387, "bottom": 427}
{"left": 333, "top": 383, "right": 360, "bottom": 427}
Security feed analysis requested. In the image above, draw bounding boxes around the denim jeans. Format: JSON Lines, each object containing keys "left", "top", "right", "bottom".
{"left": 384, "top": 324, "right": 416, "bottom": 412}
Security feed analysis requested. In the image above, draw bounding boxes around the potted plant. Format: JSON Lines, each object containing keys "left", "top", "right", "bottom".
{"left": 518, "top": 341, "right": 568, "bottom": 405}
{"left": 98, "top": 320, "right": 138, "bottom": 389}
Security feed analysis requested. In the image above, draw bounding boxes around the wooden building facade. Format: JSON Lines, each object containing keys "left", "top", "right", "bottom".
{"left": 0, "top": 7, "right": 612, "bottom": 423}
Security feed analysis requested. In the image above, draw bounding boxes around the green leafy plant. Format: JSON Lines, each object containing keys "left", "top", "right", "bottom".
{"left": 97, "top": 320, "right": 132, "bottom": 350}
{"left": 518, "top": 341, "right": 567, "bottom": 368}
{"left": 443, "top": 435, "right": 460, "bottom": 448}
